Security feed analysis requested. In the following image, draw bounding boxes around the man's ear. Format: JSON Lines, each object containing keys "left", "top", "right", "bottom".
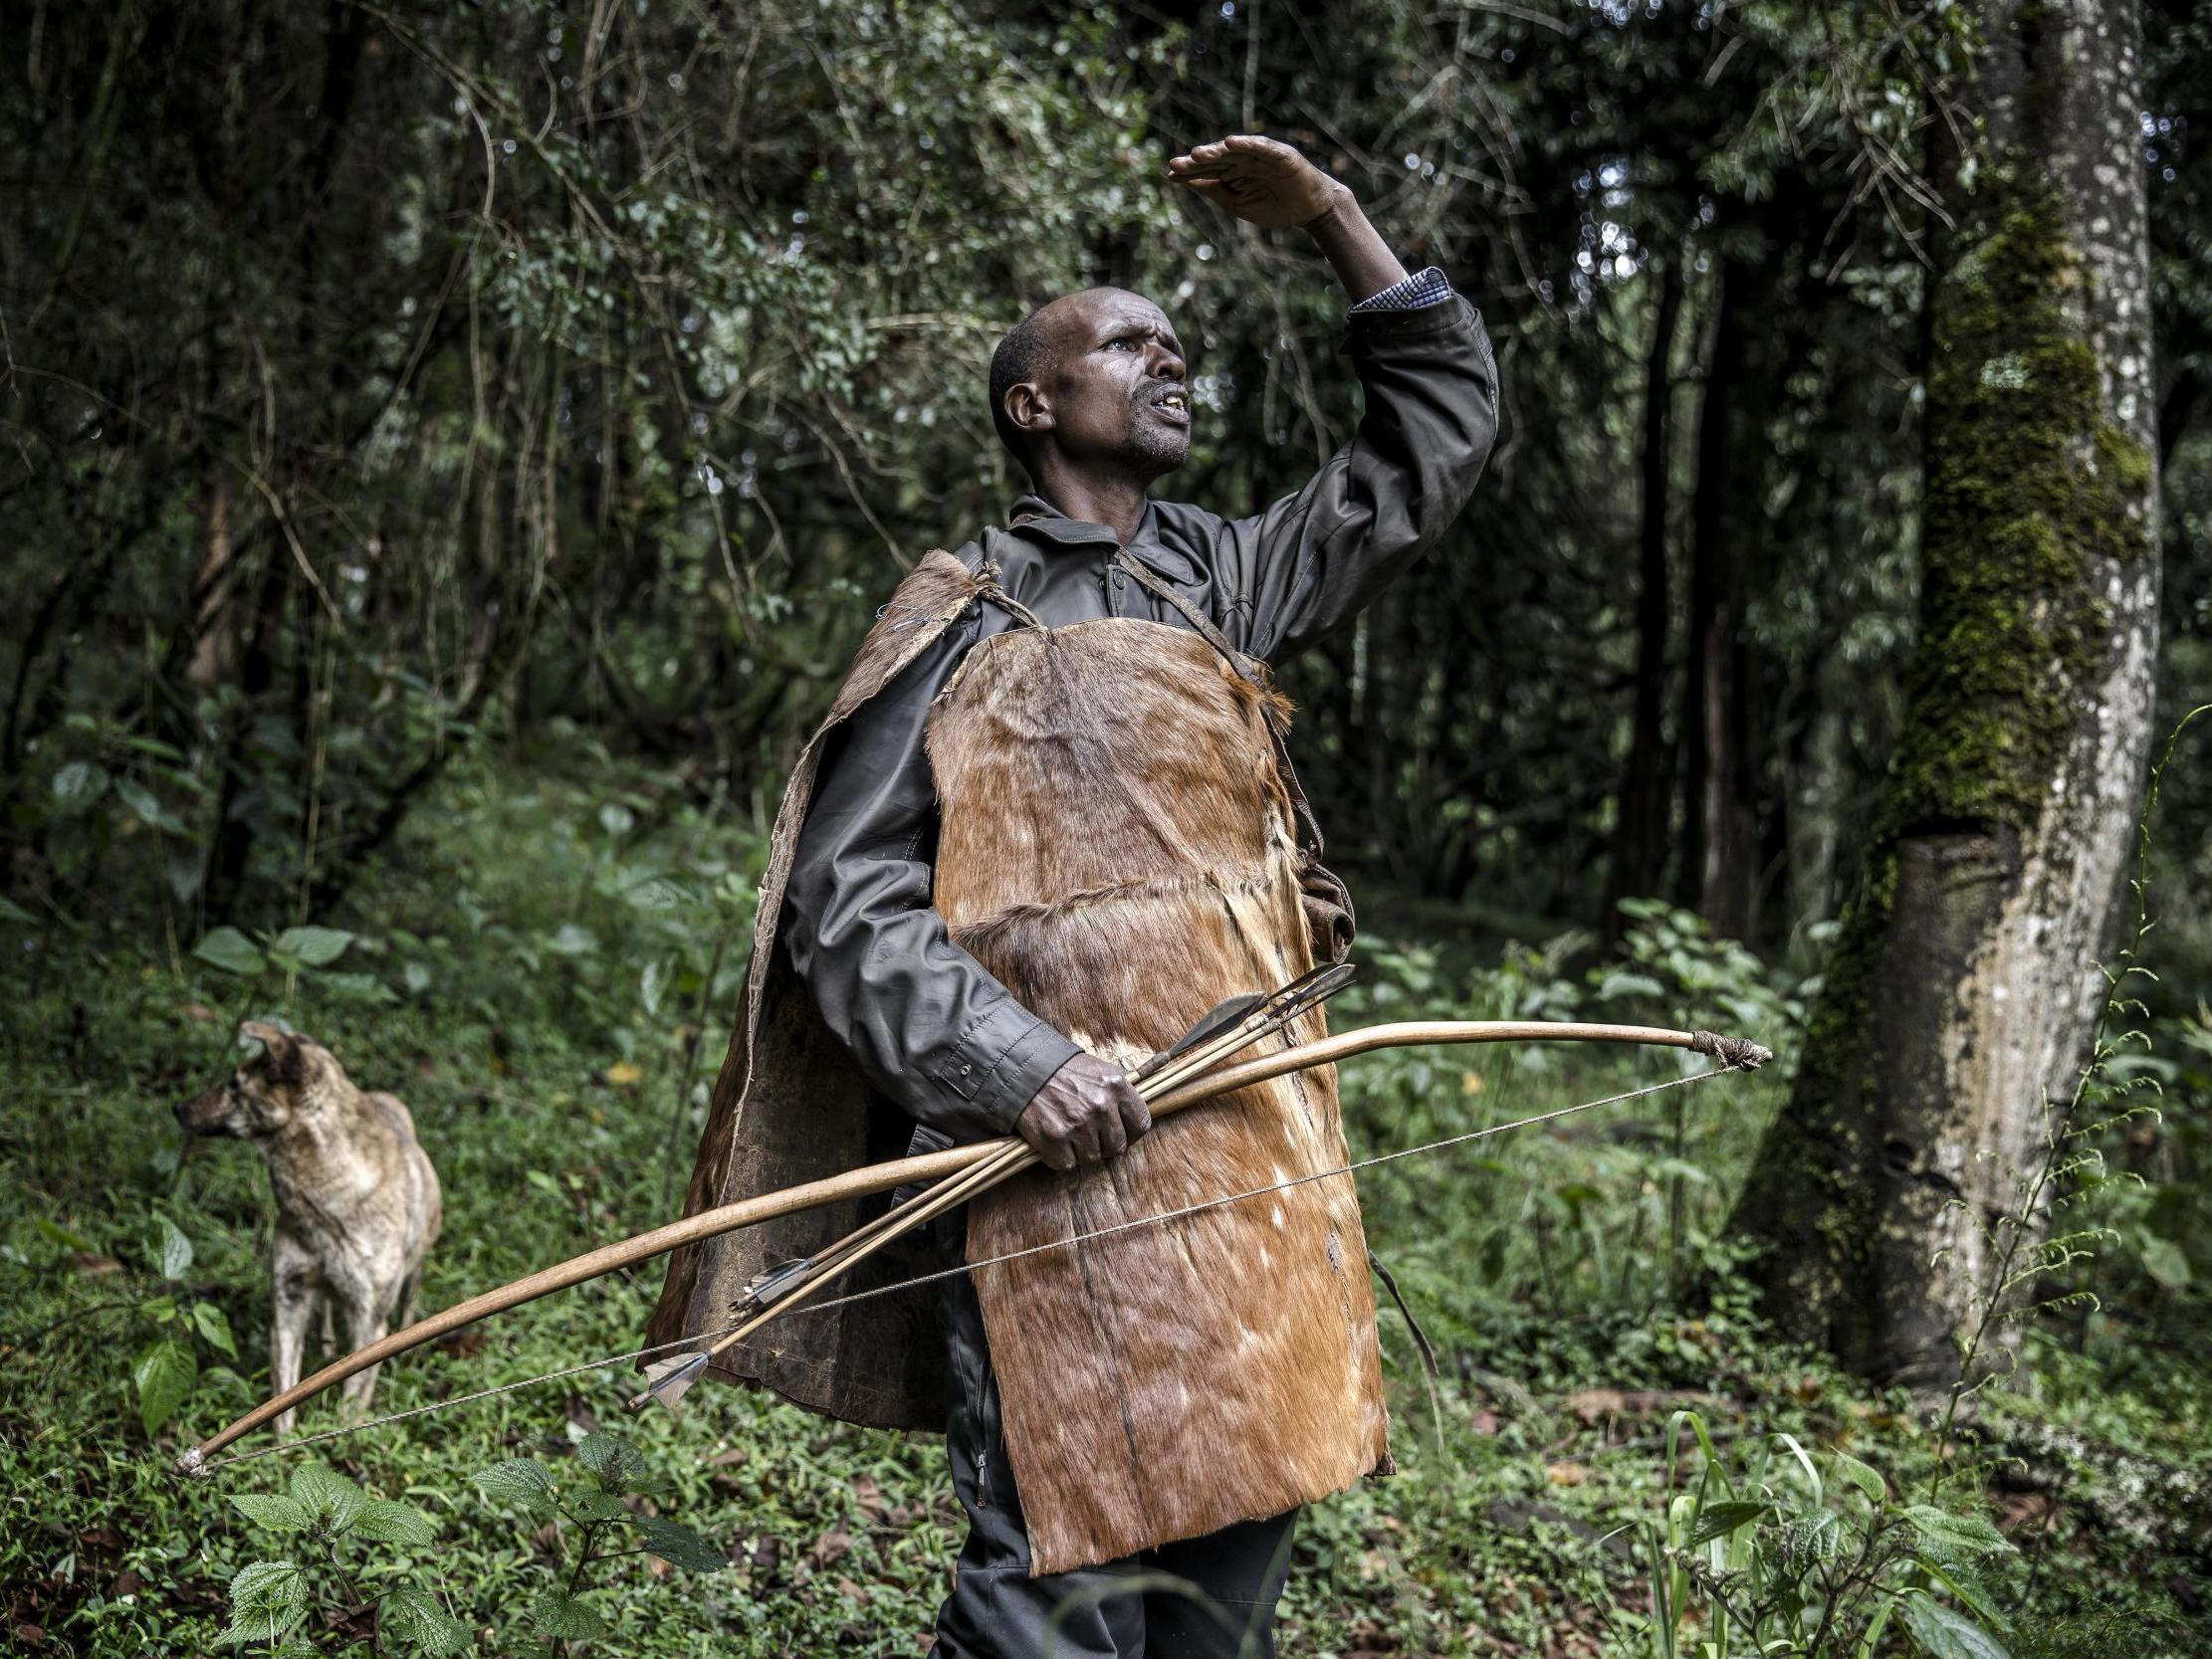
{"left": 1003, "top": 382, "right": 1053, "bottom": 445}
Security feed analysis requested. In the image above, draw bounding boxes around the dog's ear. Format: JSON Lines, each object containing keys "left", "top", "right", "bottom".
{"left": 241, "top": 1020, "right": 306, "bottom": 1089}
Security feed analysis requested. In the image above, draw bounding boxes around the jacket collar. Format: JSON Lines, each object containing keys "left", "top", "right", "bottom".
{"left": 1005, "top": 493, "right": 1200, "bottom": 585}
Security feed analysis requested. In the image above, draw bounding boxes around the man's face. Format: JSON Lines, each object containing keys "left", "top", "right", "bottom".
{"left": 1020, "top": 289, "right": 1190, "bottom": 480}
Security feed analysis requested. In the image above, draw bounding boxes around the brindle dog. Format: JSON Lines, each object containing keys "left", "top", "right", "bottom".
{"left": 175, "top": 1022, "right": 442, "bottom": 1433}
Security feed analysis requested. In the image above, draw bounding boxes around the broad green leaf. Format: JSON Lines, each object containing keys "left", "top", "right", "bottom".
{"left": 530, "top": 1585, "right": 608, "bottom": 1640}
{"left": 550, "top": 923, "right": 598, "bottom": 956}
{"left": 2140, "top": 1235, "right": 2191, "bottom": 1288}
{"left": 350, "top": 1498, "right": 437, "bottom": 1546}
{"left": 112, "top": 771, "right": 159, "bottom": 815}
{"left": 566, "top": 1487, "right": 630, "bottom": 1523}
{"left": 622, "top": 875, "right": 695, "bottom": 912}
{"left": 315, "top": 969, "right": 398, "bottom": 1002}
{"left": 1903, "top": 1505, "right": 2012, "bottom": 1556}
{"left": 229, "top": 1494, "right": 314, "bottom": 1533}
{"left": 274, "top": 926, "right": 354, "bottom": 966}
{"left": 1688, "top": 1500, "right": 1772, "bottom": 1546}
{"left": 1596, "top": 970, "right": 1665, "bottom": 1001}
{"left": 192, "top": 1302, "right": 238, "bottom": 1356}
{"left": 193, "top": 927, "right": 266, "bottom": 976}
{"left": 52, "top": 761, "right": 111, "bottom": 812}
{"left": 1903, "top": 1591, "right": 2013, "bottom": 1659}
{"left": 1917, "top": 1549, "right": 2010, "bottom": 1627}
{"left": 155, "top": 1214, "right": 194, "bottom": 1280}
{"left": 132, "top": 1339, "right": 198, "bottom": 1437}
{"left": 636, "top": 1515, "right": 725, "bottom": 1571}
{"left": 577, "top": 1431, "right": 650, "bottom": 1494}
{"left": 290, "top": 1464, "right": 367, "bottom": 1532}
{"left": 1830, "top": 1449, "right": 1887, "bottom": 1503}
{"left": 475, "top": 1457, "right": 557, "bottom": 1511}
{"left": 1774, "top": 1508, "right": 1847, "bottom": 1567}
{"left": 165, "top": 846, "right": 205, "bottom": 905}
{"left": 380, "top": 1584, "right": 473, "bottom": 1656}
{"left": 113, "top": 777, "right": 187, "bottom": 834}
{"left": 221, "top": 1559, "right": 308, "bottom": 1647}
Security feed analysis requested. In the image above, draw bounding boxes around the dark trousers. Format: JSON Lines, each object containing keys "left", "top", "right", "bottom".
{"left": 932, "top": 1260, "right": 1299, "bottom": 1659}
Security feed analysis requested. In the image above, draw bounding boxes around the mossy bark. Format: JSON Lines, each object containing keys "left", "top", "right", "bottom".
{"left": 1731, "top": 0, "right": 2161, "bottom": 1386}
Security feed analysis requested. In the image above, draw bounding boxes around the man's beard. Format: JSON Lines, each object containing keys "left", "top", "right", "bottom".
{"left": 1123, "top": 407, "right": 1191, "bottom": 479}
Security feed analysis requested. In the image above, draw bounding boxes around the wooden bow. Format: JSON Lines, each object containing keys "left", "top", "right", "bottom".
{"left": 177, "top": 1018, "right": 1769, "bottom": 1475}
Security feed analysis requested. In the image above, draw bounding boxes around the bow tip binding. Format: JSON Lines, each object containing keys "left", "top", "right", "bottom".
{"left": 629, "top": 1351, "right": 711, "bottom": 1414}
{"left": 174, "top": 1445, "right": 210, "bottom": 1481}
{"left": 1689, "top": 1030, "right": 1773, "bottom": 1071}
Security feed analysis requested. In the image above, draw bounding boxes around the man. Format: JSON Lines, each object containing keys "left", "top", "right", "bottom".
{"left": 649, "top": 133, "right": 1497, "bottom": 1656}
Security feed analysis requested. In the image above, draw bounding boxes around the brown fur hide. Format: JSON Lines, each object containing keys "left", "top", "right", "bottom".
{"left": 928, "top": 617, "right": 1390, "bottom": 1574}
{"left": 645, "top": 548, "right": 993, "bottom": 1429}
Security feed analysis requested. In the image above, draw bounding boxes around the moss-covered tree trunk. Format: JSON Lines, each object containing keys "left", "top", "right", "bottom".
{"left": 1732, "top": 0, "right": 2161, "bottom": 1387}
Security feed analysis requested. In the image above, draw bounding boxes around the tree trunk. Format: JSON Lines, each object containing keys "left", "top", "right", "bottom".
{"left": 1605, "top": 253, "right": 1685, "bottom": 926}
{"left": 201, "top": 547, "right": 290, "bottom": 923}
{"left": 1733, "top": 0, "right": 2162, "bottom": 1387}
{"left": 1679, "top": 254, "right": 1764, "bottom": 941}
{"left": 186, "top": 466, "right": 240, "bottom": 687}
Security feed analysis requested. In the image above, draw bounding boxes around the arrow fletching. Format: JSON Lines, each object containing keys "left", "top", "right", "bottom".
{"left": 630, "top": 1351, "right": 710, "bottom": 1413}
{"left": 1131, "top": 991, "right": 1266, "bottom": 1082}
{"left": 1130, "top": 962, "right": 1357, "bottom": 1085}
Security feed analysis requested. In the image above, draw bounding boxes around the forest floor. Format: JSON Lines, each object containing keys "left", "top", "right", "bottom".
{"left": 3, "top": 753, "right": 2208, "bottom": 1657}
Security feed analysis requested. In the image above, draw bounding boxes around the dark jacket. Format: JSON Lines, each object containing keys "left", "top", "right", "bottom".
{"left": 780, "top": 292, "right": 1500, "bottom": 1143}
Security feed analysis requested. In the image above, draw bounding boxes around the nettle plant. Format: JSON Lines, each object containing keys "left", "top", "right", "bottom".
{"left": 221, "top": 1464, "right": 463, "bottom": 1655}
{"left": 471, "top": 1432, "right": 728, "bottom": 1648}
{"left": 1626, "top": 1411, "right": 2014, "bottom": 1659}
{"left": 192, "top": 925, "right": 398, "bottom": 1004}
{"left": 222, "top": 1433, "right": 724, "bottom": 1654}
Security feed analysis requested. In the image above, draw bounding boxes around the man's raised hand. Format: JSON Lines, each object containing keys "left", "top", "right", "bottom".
{"left": 1167, "top": 134, "right": 1349, "bottom": 230}
{"left": 1014, "top": 1051, "right": 1154, "bottom": 1172}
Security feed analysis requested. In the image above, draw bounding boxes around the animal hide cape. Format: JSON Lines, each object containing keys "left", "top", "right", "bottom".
{"left": 647, "top": 551, "right": 1389, "bottom": 1576}
{"left": 645, "top": 548, "right": 994, "bottom": 1430}
{"left": 928, "top": 617, "right": 1390, "bottom": 1575}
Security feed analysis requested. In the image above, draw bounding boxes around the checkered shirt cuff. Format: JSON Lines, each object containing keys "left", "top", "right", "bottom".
{"left": 1348, "top": 265, "right": 1455, "bottom": 313}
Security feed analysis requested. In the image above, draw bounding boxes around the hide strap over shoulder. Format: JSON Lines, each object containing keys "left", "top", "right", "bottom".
{"left": 1110, "top": 550, "right": 1356, "bottom": 965}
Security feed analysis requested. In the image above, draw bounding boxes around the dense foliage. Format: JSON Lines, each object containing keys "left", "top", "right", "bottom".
{"left": 6, "top": 750, "right": 2209, "bottom": 1653}
{"left": 5, "top": 0, "right": 2203, "bottom": 952}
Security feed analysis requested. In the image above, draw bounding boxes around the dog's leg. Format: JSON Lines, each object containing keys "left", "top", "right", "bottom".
{"left": 269, "top": 1236, "right": 321, "bottom": 1439}
{"left": 393, "top": 1266, "right": 422, "bottom": 1331}
{"left": 337, "top": 1290, "right": 392, "bottom": 1421}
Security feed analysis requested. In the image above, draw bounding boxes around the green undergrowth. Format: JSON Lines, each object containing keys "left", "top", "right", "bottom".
{"left": 3, "top": 751, "right": 2206, "bottom": 1655}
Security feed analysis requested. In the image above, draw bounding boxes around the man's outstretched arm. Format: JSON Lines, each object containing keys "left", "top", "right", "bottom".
{"left": 1167, "top": 134, "right": 1499, "bottom": 659}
